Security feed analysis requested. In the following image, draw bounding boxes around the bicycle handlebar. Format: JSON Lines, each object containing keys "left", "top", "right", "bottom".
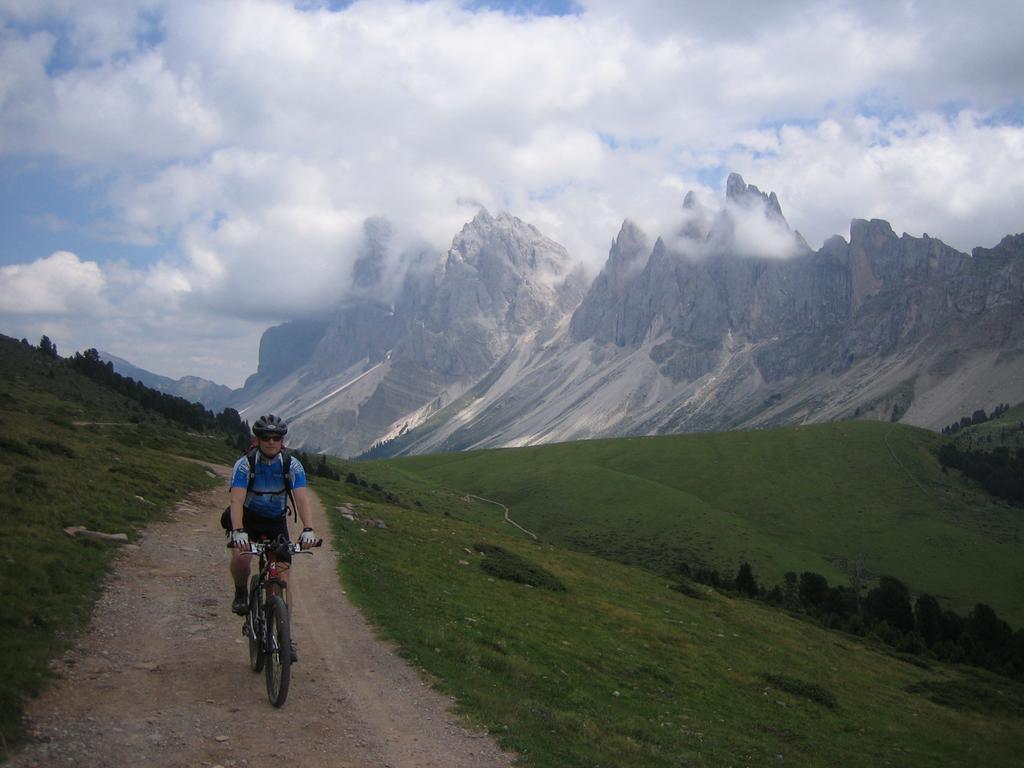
{"left": 227, "top": 539, "right": 323, "bottom": 552}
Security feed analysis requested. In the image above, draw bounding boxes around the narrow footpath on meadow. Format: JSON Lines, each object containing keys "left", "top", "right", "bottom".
{"left": 9, "top": 463, "right": 515, "bottom": 768}
{"left": 464, "top": 494, "right": 538, "bottom": 540}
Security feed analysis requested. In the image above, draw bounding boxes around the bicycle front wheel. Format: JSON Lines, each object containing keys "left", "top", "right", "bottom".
{"left": 264, "top": 594, "right": 291, "bottom": 707}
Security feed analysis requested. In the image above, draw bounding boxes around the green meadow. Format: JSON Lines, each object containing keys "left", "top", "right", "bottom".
{"left": 363, "top": 422, "right": 1024, "bottom": 625}
{"left": 319, "top": 478, "right": 1024, "bottom": 768}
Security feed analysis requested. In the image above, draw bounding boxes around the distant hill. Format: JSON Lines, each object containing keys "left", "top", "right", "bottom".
{"left": 99, "top": 351, "right": 236, "bottom": 412}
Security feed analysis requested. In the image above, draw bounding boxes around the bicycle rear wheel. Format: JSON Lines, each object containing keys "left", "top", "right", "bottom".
{"left": 247, "top": 576, "right": 264, "bottom": 672}
{"left": 265, "top": 594, "right": 291, "bottom": 707}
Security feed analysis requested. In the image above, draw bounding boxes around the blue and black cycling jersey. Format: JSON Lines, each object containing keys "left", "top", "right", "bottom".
{"left": 230, "top": 452, "right": 307, "bottom": 519}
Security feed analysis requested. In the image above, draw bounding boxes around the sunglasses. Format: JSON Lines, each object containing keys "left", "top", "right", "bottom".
{"left": 259, "top": 434, "right": 284, "bottom": 443}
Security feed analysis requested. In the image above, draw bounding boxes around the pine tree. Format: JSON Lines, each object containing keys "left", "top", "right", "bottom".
{"left": 38, "top": 335, "right": 58, "bottom": 358}
{"left": 735, "top": 562, "right": 758, "bottom": 596}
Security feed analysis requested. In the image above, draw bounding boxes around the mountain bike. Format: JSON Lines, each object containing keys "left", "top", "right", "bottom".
{"left": 234, "top": 535, "right": 320, "bottom": 707}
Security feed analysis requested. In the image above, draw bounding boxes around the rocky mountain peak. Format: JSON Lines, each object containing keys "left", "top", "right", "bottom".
{"left": 446, "top": 208, "right": 576, "bottom": 287}
{"left": 725, "top": 172, "right": 786, "bottom": 223}
{"left": 704, "top": 173, "right": 807, "bottom": 259}
{"left": 679, "top": 191, "right": 710, "bottom": 241}
{"left": 399, "top": 207, "right": 587, "bottom": 378}
{"left": 725, "top": 172, "right": 748, "bottom": 202}
{"left": 568, "top": 220, "right": 651, "bottom": 344}
{"left": 849, "top": 218, "right": 897, "bottom": 248}
{"left": 609, "top": 220, "right": 649, "bottom": 280}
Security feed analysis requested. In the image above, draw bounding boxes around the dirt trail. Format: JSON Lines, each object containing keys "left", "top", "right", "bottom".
{"left": 8, "top": 466, "right": 515, "bottom": 768}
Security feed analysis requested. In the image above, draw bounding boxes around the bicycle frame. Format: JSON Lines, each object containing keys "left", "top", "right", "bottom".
{"left": 247, "top": 536, "right": 301, "bottom": 592}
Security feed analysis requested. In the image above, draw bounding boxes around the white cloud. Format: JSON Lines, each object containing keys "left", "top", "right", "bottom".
{"left": 1, "top": 0, "right": 1022, "bottom": 383}
{"left": 729, "top": 112, "right": 1024, "bottom": 251}
{"left": 0, "top": 251, "right": 106, "bottom": 314}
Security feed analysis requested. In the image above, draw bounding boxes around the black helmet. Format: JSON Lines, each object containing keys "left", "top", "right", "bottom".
{"left": 252, "top": 414, "right": 288, "bottom": 437}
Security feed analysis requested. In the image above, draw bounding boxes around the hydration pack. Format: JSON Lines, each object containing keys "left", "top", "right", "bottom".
{"left": 222, "top": 448, "right": 298, "bottom": 532}
{"left": 245, "top": 447, "right": 298, "bottom": 520}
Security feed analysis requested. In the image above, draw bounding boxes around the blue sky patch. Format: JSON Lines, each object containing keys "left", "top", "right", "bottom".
{"left": 0, "top": 159, "right": 162, "bottom": 268}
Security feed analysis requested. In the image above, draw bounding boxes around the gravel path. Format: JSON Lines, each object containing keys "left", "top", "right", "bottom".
{"left": 7, "top": 466, "right": 516, "bottom": 768}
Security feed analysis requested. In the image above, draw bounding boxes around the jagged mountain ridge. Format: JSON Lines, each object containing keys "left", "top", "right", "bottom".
{"left": 235, "top": 209, "right": 587, "bottom": 455}
{"left": 236, "top": 176, "right": 1024, "bottom": 457}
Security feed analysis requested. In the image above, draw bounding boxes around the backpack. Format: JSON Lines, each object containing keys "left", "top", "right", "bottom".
{"left": 244, "top": 447, "right": 298, "bottom": 522}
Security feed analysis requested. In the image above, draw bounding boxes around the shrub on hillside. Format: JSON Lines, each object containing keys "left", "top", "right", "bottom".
{"left": 670, "top": 581, "right": 707, "bottom": 600}
{"left": 9, "top": 439, "right": 34, "bottom": 457}
{"left": 761, "top": 673, "right": 838, "bottom": 709}
{"left": 906, "top": 679, "right": 1024, "bottom": 717}
{"left": 29, "top": 438, "right": 74, "bottom": 458}
{"left": 474, "top": 543, "right": 566, "bottom": 592}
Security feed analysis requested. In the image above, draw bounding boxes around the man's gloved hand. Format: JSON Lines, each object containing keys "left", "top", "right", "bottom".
{"left": 231, "top": 528, "right": 250, "bottom": 551}
{"left": 299, "top": 527, "right": 317, "bottom": 548}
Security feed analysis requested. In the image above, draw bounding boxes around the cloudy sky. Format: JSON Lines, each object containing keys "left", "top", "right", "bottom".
{"left": 1, "top": 0, "right": 1022, "bottom": 387}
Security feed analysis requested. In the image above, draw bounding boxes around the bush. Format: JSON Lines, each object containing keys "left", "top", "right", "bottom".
{"left": 761, "top": 673, "right": 838, "bottom": 709}
{"left": 906, "top": 680, "right": 1024, "bottom": 717}
{"left": 29, "top": 438, "right": 75, "bottom": 458}
{"left": 474, "top": 543, "right": 567, "bottom": 592}
{"left": 670, "top": 581, "right": 706, "bottom": 600}
{"left": 9, "top": 440, "right": 34, "bottom": 457}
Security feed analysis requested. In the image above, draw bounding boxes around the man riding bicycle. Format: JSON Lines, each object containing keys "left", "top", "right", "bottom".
{"left": 227, "top": 414, "right": 316, "bottom": 659}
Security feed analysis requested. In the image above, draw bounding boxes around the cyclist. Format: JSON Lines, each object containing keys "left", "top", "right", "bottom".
{"left": 227, "top": 414, "right": 316, "bottom": 659}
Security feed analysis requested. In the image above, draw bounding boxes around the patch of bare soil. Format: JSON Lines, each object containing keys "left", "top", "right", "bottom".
{"left": 8, "top": 467, "right": 516, "bottom": 768}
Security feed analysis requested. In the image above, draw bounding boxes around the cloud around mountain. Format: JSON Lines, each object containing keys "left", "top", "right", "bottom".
{"left": 1, "top": 1, "right": 1022, "bottom": 385}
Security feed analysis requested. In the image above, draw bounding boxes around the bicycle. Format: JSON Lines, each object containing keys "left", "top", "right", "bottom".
{"left": 232, "top": 535, "right": 321, "bottom": 707}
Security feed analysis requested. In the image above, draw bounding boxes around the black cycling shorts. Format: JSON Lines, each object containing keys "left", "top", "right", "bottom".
{"left": 221, "top": 506, "right": 291, "bottom": 560}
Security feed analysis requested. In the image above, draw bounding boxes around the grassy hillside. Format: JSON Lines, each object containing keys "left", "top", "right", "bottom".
{"left": 357, "top": 422, "right": 1024, "bottom": 626}
{"left": 318, "top": 477, "right": 1024, "bottom": 768}
{"left": 0, "top": 337, "right": 237, "bottom": 754}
